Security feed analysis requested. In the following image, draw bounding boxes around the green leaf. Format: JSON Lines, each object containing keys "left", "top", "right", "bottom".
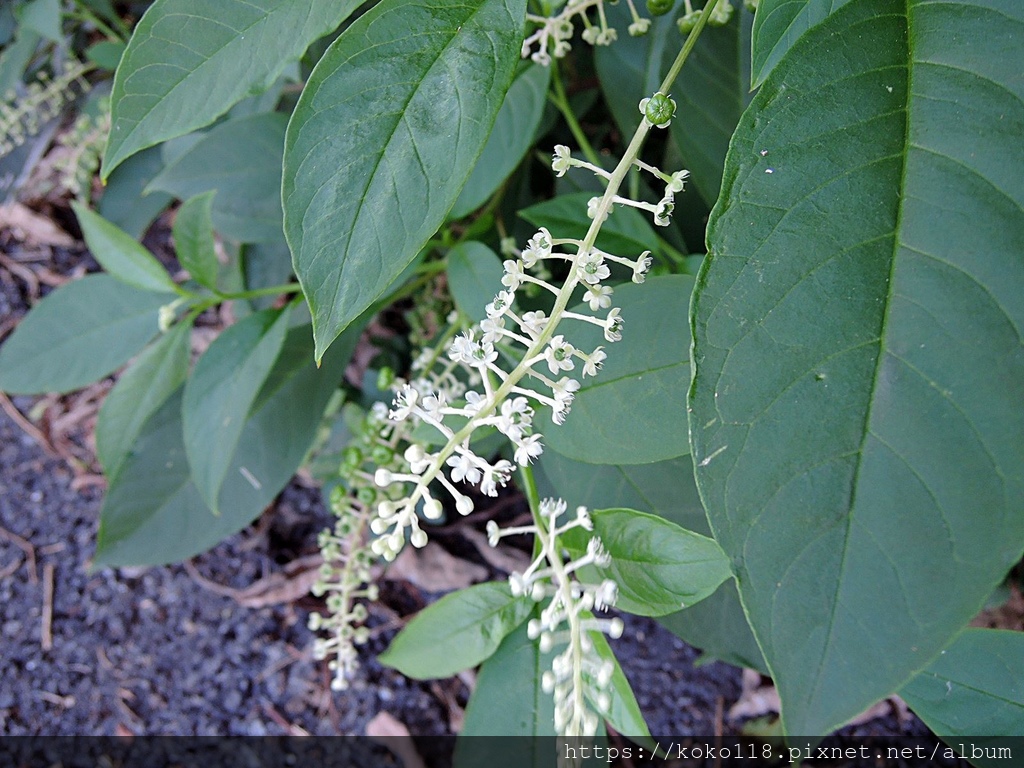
{"left": 668, "top": 7, "right": 754, "bottom": 205}
{"left": 520, "top": 193, "right": 662, "bottom": 261}
{"left": 562, "top": 508, "right": 730, "bottom": 617}
{"left": 283, "top": 0, "right": 526, "bottom": 362}
{"left": 102, "top": 0, "right": 362, "bottom": 177}
{"left": 535, "top": 449, "right": 766, "bottom": 670}
{"left": 901, "top": 629, "right": 1024, "bottom": 758}
{"left": 182, "top": 308, "right": 290, "bottom": 513}
{"left": 457, "top": 617, "right": 555, "bottom": 745}
{"left": 243, "top": 239, "right": 294, "bottom": 309}
{"left": 447, "top": 242, "right": 504, "bottom": 323}
{"left": 95, "top": 323, "right": 357, "bottom": 566}
{"left": 749, "top": 0, "right": 850, "bottom": 88}
{"left": 95, "top": 320, "right": 191, "bottom": 480}
{"left": 691, "top": 0, "right": 1024, "bottom": 735}
{"left": 148, "top": 113, "right": 287, "bottom": 243}
{"left": 545, "top": 275, "right": 692, "bottom": 465}
{"left": 589, "top": 630, "right": 650, "bottom": 740}
{"left": 173, "top": 192, "right": 219, "bottom": 289}
{"left": 381, "top": 581, "right": 532, "bottom": 680}
{"left": 99, "top": 145, "right": 173, "bottom": 240}
{"left": 0, "top": 275, "right": 172, "bottom": 395}
{"left": 72, "top": 204, "right": 178, "bottom": 293}
{"left": 18, "top": 0, "right": 61, "bottom": 43}
{"left": 450, "top": 63, "right": 551, "bottom": 219}
{"left": 85, "top": 40, "right": 125, "bottom": 71}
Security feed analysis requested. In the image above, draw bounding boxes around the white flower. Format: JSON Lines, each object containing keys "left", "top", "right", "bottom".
{"left": 544, "top": 335, "right": 576, "bottom": 374}
{"left": 628, "top": 19, "right": 651, "bottom": 36}
{"left": 471, "top": 340, "right": 498, "bottom": 367}
{"left": 552, "top": 377, "right": 580, "bottom": 415}
{"left": 521, "top": 310, "right": 548, "bottom": 337}
{"left": 480, "top": 316, "right": 504, "bottom": 344}
{"left": 577, "top": 251, "right": 610, "bottom": 285}
{"left": 486, "top": 520, "right": 502, "bottom": 547}
{"left": 552, "top": 146, "right": 572, "bottom": 177}
{"left": 502, "top": 259, "right": 526, "bottom": 290}
{"left": 583, "top": 284, "right": 613, "bottom": 310}
{"left": 666, "top": 169, "right": 690, "bottom": 194}
{"left": 581, "top": 25, "right": 600, "bottom": 45}
{"left": 586, "top": 196, "right": 608, "bottom": 223}
{"left": 420, "top": 392, "right": 446, "bottom": 420}
{"left": 583, "top": 347, "right": 606, "bottom": 378}
{"left": 654, "top": 194, "right": 675, "bottom": 227}
{"left": 594, "top": 580, "right": 618, "bottom": 611}
{"left": 522, "top": 228, "right": 553, "bottom": 267}
{"left": 464, "top": 390, "right": 486, "bottom": 414}
{"left": 447, "top": 452, "right": 482, "bottom": 484}
{"left": 480, "top": 460, "right": 513, "bottom": 496}
{"left": 531, "top": 48, "right": 551, "bottom": 66}
{"left": 486, "top": 290, "right": 514, "bottom": 319}
{"left": 389, "top": 384, "right": 419, "bottom": 420}
{"left": 449, "top": 332, "right": 477, "bottom": 364}
{"left": 604, "top": 308, "right": 623, "bottom": 342}
{"left": 596, "top": 28, "right": 617, "bottom": 45}
{"left": 632, "top": 251, "right": 653, "bottom": 283}
{"left": 514, "top": 434, "right": 544, "bottom": 466}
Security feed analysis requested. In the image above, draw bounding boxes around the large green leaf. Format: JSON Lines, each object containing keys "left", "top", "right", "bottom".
{"left": 380, "top": 582, "right": 532, "bottom": 679}
{"left": 99, "top": 145, "right": 173, "bottom": 239}
{"left": 901, "top": 629, "right": 1023, "bottom": 759}
{"left": 520, "top": 193, "right": 662, "bottom": 261}
{"left": 447, "top": 241, "right": 504, "bottom": 323}
{"left": 182, "top": 308, "right": 290, "bottom": 513}
{"left": 283, "top": 0, "right": 525, "bottom": 362}
{"left": 456, "top": 617, "right": 556, "bottom": 751}
{"left": 95, "top": 324, "right": 356, "bottom": 566}
{"left": 0, "top": 275, "right": 172, "bottom": 395}
{"left": 96, "top": 320, "right": 191, "bottom": 480}
{"left": 535, "top": 450, "right": 766, "bottom": 671}
{"left": 102, "top": 0, "right": 361, "bottom": 176}
{"left": 72, "top": 203, "right": 178, "bottom": 293}
{"left": 691, "top": 0, "right": 1024, "bottom": 735}
{"left": 668, "top": 7, "right": 754, "bottom": 205}
{"left": 749, "top": 0, "right": 850, "bottom": 88}
{"left": 545, "top": 276, "right": 692, "bottom": 465}
{"left": 148, "top": 113, "right": 287, "bottom": 243}
{"left": 450, "top": 63, "right": 550, "bottom": 219}
{"left": 561, "top": 508, "right": 730, "bottom": 617}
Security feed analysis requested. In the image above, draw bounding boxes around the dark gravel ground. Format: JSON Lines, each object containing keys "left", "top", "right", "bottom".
{"left": 0, "top": 237, "right": 950, "bottom": 765}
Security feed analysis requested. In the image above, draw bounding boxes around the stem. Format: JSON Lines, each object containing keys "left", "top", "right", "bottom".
{"left": 659, "top": 0, "right": 721, "bottom": 96}
{"left": 519, "top": 464, "right": 541, "bottom": 518}
{"left": 216, "top": 282, "right": 303, "bottom": 301}
{"left": 549, "top": 60, "right": 602, "bottom": 167}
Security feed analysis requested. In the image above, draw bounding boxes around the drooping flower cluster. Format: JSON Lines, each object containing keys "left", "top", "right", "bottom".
{"left": 523, "top": 0, "right": 655, "bottom": 65}
{"left": 309, "top": 401, "right": 397, "bottom": 691}
{"left": 1, "top": 58, "right": 91, "bottom": 157}
{"left": 488, "top": 499, "right": 623, "bottom": 737}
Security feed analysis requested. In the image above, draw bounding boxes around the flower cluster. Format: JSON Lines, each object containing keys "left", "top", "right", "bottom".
{"left": 0, "top": 58, "right": 90, "bottom": 157}
{"left": 488, "top": 499, "right": 623, "bottom": 737}
{"left": 522, "top": 0, "right": 655, "bottom": 65}
{"left": 371, "top": 101, "right": 683, "bottom": 564}
{"left": 309, "top": 402, "right": 397, "bottom": 691}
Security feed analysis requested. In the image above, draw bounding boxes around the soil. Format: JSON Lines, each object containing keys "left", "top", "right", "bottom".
{"left": 0, "top": 228, "right": 966, "bottom": 765}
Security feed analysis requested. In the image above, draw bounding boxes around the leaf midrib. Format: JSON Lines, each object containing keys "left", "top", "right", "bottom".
{"left": 801, "top": 0, "right": 916, "bottom": 726}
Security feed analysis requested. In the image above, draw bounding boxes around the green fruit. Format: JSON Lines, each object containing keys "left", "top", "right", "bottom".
{"left": 677, "top": 9, "right": 701, "bottom": 33}
{"left": 643, "top": 92, "right": 676, "bottom": 127}
{"left": 646, "top": 0, "right": 675, "bottom": 15}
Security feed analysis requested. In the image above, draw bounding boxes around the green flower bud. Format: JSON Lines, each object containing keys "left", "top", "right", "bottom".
{"left": 677, "top": 10, "right": 701, "bottom": 33}
{"left": 371, "top": 445, "right": 394, "bottom": 465}
{"left": 642, "top": 92, "right": 676, "bottom": 127}
{"left": 646, "top": 0, "right": 675, "bottom": 15}
{"left": 357, "top": 486, "right": 377, "bottom": 505}
{"left": 342, "top": 446, "right": 363, "bottom": 467}
{"left": 376, "top": 367, "right": 395, "bottom": 390}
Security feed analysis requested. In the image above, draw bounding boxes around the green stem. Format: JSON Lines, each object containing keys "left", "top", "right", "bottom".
{"left": 215, "top": 282, "right": 303, "bottom": 301}
{"left": 659, "top": 0, "right": 721, "bottom": 95}
{"left": 549, "top": 60, "right": 602, "bottom": 167}
{"left": 519, "top": 464, "right": 541, "bottom": 518}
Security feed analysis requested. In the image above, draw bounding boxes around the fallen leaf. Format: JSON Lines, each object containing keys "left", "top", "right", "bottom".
{"left": 235, "top": 553, "right": 324, "bottom": 608}
{"left": 366, "top": 711, "right": 426, "bottom": 768}
{"left": 0, "top": 203, "right": 75, "bottom": 247}
{"left": 385, "top": 541, "right": 487, "bottom": 593}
